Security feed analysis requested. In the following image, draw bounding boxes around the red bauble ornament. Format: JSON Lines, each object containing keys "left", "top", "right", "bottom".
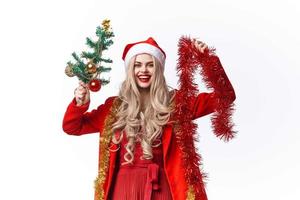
{"left": 88, "top": 79, "right": 101, "bottom": 92}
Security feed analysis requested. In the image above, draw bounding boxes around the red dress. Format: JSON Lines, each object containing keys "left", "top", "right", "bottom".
{"left": 109, "top": 132, "right": 173, "bottom": 200}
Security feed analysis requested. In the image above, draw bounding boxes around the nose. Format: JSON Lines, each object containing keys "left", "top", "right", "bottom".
{"left": 140, "top": 64, "right": 149, "bottom": 72}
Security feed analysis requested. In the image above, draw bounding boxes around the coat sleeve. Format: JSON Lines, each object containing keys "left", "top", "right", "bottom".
{"left": 189, "top": 55, "right": 236, "bottom": 120}
{"left": 190, "top": 91, "right": 217, "bottom": 120}
{"left": 62, "top": 96, "right": 115, "bottom": 136}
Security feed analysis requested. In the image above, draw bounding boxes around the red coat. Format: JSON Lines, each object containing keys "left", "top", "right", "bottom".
{"left": 62, "top": 90, "right": 233, "bottom": 200}
{"left": 62, "top": 36, "right": 237, "bottom": 200}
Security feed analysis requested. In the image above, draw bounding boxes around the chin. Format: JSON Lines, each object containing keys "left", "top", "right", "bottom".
{"left": 137, "top": 84, "right": 151, "bottom": 89}
{"left": 135, "top": 79, "right": 152, "bottom": 89}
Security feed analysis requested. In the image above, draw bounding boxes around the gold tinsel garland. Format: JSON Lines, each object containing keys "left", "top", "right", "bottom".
{"left": 94, "top": 97, "right": 121, "bottom": 200}
{"left": 93, "top": 95, "right": 196, "bottom": 200}
{"left": 187, "top": 185, "right": 196, "bottom": 200}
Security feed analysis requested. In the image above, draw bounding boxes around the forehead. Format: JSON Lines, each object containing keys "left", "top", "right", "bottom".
{"left": 135, "top": 53, "right": 153, "bottom": 63}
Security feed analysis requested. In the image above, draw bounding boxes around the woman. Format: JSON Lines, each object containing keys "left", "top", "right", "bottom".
{"left": 62, "top": 36, "right": 236, "bottom": 200}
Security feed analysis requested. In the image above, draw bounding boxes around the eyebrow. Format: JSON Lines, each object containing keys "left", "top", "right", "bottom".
{"left": 134, "top": 61, "right": 153, "bottom": 64}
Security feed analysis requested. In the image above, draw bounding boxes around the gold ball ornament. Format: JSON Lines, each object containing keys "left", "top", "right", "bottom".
{"left": 86, "top": 62, "right": 98, "bottom": 74}
{"left": 65, "top": 65, "right": 75, "bottom": 77}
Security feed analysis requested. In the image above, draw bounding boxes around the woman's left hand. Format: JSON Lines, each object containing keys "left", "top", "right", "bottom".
{"left": 192, "top": 38, "right": 208, "bottom": 53}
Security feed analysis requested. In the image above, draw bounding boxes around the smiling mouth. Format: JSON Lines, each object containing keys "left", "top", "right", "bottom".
{"left": 138, "top": 75, "right": 151, "bottom": 83}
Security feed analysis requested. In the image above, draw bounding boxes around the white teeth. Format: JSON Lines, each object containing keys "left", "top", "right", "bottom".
{"left": 139, "top": 76, "right": 150, "bottom": 78}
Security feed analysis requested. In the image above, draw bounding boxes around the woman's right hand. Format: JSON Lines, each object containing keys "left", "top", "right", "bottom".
{"left": 74, "top": 80, "right": 90, "bottom": 106}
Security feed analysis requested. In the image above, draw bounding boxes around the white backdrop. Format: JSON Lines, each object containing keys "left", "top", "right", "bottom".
{"left": 0, "top": 0, "right": 299, "bottom": 199}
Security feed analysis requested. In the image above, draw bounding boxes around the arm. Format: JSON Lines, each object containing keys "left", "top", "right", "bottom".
{"left": 176, "top": 36, "right": 237, "bottom": 141}
{"left": 191, "top": 47, "right": 237, "bottom": 141}
{"left": 190, "top": 91, "right": 217, "bottom": 119}
{"left": 62, "top": 96, "right": 115, "bottom": 136}
{"left": 190, "top": 55, "right": 236, "bottom": 120}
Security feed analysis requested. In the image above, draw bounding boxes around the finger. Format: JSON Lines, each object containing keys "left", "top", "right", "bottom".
{"left": 79, "top": 83, "right": 86, "bottom": 88}
{"left": 196, "top": 41, "right": 205, "bottom": 50}
{"left": 78, "top": 89, "right": 87, "bottom": 95}
{"left": 77, "top": 96, "right": 83, "bottom": 101}
{"left": 79, "top": 85, "right": 88, "bottom": 91}
{"left": 77, "top": 93, "right": 86, "bottom": 98}
{"left": 201, "top": 44, "right": 208, "bottom": 51}
{"left": 197, "top": 44, "right": 202, "bottom": 50}
{"left": 198, "top": 42, "right": 205, "bottom": 47}
{"left": 82, "top": 83, "right": 89, "bottom": 89}
{"left": 78, "top": 93, "right": 85, "bottom": 98}
{"left": 78, "top": 86, "right": 86, "bottom": 91}
{"left": 79, "top": 80, "right": 84, "bottom": 86}
{"left": 76, "top": 88, "right": 85, "bottom": 95}
{"left": 79, "top": 81, "right": 87, "bottom": 88}
{"left": 193, "top": 40, "right": 197, "bottom": 47}
{"left": 78, "top": 87, "right": 87, "bottom": 92}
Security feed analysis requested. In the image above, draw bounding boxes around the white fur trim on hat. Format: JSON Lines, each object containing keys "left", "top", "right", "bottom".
{"left": 124, "top": 43, "right": 165, "bottom": 71}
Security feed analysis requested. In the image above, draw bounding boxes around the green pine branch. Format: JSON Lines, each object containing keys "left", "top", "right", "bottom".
{"left": 86, "top": 37, "right": 96, "bottom": 48}
{"left": 100, "top": 58, "right": 113, "bottom": 63}
{"left": 66, "top": 19, "right": 114, "bottom": 86}
{"left": 100, "top": 78, "right": 110, "bottom": 85}
{"left": 81, "top": 51, "right": 96, "bottom": 60}
{"left": 98, "top": 66, "right": 112, "bottom": 73}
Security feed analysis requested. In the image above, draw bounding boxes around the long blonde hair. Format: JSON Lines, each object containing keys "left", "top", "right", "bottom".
{"left": 110, "top": 54, "right": 175, "bottom": 165}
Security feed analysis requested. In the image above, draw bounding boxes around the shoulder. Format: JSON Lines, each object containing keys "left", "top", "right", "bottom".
{"left": 103, "top": 96, "right": 120, "bottom": 107}
{"left": 102, "top": 96, "right": 122, "bottom": 111}
{"left": 104, "top": 96, "right": 118, "bottom": 104}
{"left": 96, "top": 96, "right": 120, "bottom": 131}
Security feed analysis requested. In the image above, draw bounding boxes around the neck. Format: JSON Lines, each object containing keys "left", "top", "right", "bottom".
{"left": 138, "top": 87, "right": 150, "bottom": 111}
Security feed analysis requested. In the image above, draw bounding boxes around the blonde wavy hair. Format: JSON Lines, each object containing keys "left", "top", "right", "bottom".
{"left": 109, "top": 54, "right": 175, "bottom": 165}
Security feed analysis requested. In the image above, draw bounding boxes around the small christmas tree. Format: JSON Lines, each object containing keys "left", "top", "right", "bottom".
{"left": 65, "top": 19, "right": 114, "bottom": 92}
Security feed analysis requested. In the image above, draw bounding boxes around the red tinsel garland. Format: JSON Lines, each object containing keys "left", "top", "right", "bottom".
{"left": 173, "top": 35, "right": 237, "bottom": 198}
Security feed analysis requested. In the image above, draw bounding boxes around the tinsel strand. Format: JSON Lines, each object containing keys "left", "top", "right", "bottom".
{"left": 173, "top": 35, "right": 209, "bottom": 199}
{"left": 94, "top": 97, "right": 121, "bottom": 200}
{"left": 173, "top": 35, "right": 237, "bottom": 199}
{"left": 189, "top": 37, "right": 237, "bottom": 141}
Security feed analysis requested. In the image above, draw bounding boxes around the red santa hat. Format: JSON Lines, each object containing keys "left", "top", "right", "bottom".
{"left": 122, "top": 37, "right": 166, "bottom": 71}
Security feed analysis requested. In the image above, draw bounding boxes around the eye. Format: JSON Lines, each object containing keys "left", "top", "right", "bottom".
{"left": 148, "top": 63, "right": 154, "bottom": 67}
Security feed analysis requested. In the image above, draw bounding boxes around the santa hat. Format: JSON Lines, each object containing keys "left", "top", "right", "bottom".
{"left": 122, "top": 37, "right": 166, "bottom": 71}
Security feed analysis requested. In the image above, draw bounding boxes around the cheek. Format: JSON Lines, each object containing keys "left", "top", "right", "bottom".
{"left": 150, "top": 73, "right": 155, "bottom": 83}
{"left": 150, "top": 69, "right": 155, "bottom": 80}
{"left": 149, "top": 68, "right": 155, "bottom": 74}
{"left": 134, "top": 68, "right": 139, "bottom": 77}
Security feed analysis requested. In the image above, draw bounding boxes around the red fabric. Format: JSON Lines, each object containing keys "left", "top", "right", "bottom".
{"left": 62, "top": 96, "right": 116, "bottom": 136}
{"left": 109, "top": 131, "right": 172, "bottom": 200}
{"left": 62, "top": 91, "right": 216, "bottom": 136}
{"left": 171, "top": 36, "right": 236, "bottom": 199}
{"left": 62, "top": 91, "right": 220, "bottom": 200}
{"left": 62, "top": 50, "right": 236, "bottom": 200}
